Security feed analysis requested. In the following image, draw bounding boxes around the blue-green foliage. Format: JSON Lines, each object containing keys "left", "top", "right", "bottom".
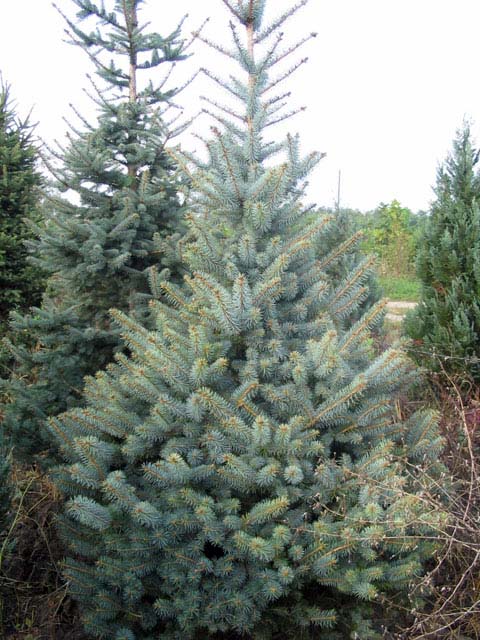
{"left": 405, "top": 124, "right": 480, "bottom": 378}
{"left": 2, "top": 0, "right": 189, "bottom": 462}
{"left": 52, "top": 1, "right": 443, "bottom": 638}
{"left": 317, "top": 206, "right": 381, "bottom": 325}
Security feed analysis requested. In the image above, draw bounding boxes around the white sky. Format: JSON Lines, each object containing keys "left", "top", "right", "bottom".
{"left": 1, "top": 0, "right": 480, "bottom": 212}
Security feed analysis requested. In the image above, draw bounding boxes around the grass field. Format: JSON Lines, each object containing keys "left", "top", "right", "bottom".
{"left": 378, "top": 275, "right": 420, "bottom": 301}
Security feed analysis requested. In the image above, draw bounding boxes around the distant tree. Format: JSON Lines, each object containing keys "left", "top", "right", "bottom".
{"left": 2, "top": 0, "right": 190, "bottom": 464}
{"left": 405, "top": 124, "right": 480, "bottom": 378}
{"left": 0, "top": 81, "right": 43, "bottom": 336}
{"left": 363, "top": 200, "right": 416, "bottom": 277}
{"left": 409, "top": 209, "right": 429, "bottom": 242}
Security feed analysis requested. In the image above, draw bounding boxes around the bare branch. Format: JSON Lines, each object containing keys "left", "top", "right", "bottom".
{"left": 255, "top": 0, "right": 310, "bottom": 43}
{"left": 201, "top": 68, "right": 243, "bottom": 101}
{"left": 262, "top": 57, "right": 309, "bottom": 95}
{"left": 200, "top": 96, "right": 245, "bottom": 122}
{"left": 269, "top": 33, "right": 317, "bottom": 69}
{"left": 195, "top": 34, "right": 236, "bottom": 61}
{"left": 220, "top": 0, "right": 243, "bottom": 22}
{"left": 265, "top": 106, "right": 307, "bottom": 128}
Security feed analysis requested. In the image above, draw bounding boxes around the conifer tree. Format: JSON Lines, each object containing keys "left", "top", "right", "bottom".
{"left": 0, "top": 81, "right": 43, "bottom": 335}
{"left": 405, "top": 124, "right": 480, "bottom": 378}
{"left": 2, "top": 0, "right": 190, "bottom": 461}
{"left": 51, "top": 2, "right": 443, "bottom": 638}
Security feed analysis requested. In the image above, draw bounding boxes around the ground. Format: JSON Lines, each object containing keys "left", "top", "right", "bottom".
{"left": 385, "top": 300, "right": 417, "bottom": 323}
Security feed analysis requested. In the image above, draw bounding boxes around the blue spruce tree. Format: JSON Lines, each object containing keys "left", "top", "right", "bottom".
{"left": 318, "top": 205, "right": 381, "bottom": 325}
{"left": 2, "top": 0, "right": 190, "bottom": 462}
{"left": 51, "top": 1, "right": 443, "bottom": 638}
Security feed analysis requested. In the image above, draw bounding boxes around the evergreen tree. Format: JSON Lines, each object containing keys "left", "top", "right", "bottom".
{"left": 51, "top": 2, "right": 443, "bottom": 638}
{"left": 2, "top": 0, "right": 189, "bottom": 462}
{"left": 0, "top": 81, "right": 43, "bottom": 335}
{"left": 367, "top": 201, "right": 416, "bottom": 277}
{"left": 405, "top": 124, "right": 480, "bottom": 378}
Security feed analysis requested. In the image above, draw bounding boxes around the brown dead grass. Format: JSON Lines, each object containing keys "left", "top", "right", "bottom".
{"left": 0, "top": 465, "right": 87, "bottom": 640}
{"left": 403, "top": 373, "right": 480, "bottom": 639}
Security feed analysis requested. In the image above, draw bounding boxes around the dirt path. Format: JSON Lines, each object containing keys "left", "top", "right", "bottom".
{"left": 385, "top": 300, "right": 417, "bottom": 323}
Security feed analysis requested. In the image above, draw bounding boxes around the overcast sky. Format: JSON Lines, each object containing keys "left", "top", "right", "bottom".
{"left": 1, "top": 0, "right": 480, "bottom": 212}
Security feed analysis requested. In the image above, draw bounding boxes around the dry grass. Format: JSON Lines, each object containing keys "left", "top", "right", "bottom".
{"left": 378, "top": 366, "right": 480, "bottom": 639}
{"left": 403, "top": 374, "right": 480, "bottom": 638}
{"left": 0, "top": 465, "right": 87, "bottom": 640}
